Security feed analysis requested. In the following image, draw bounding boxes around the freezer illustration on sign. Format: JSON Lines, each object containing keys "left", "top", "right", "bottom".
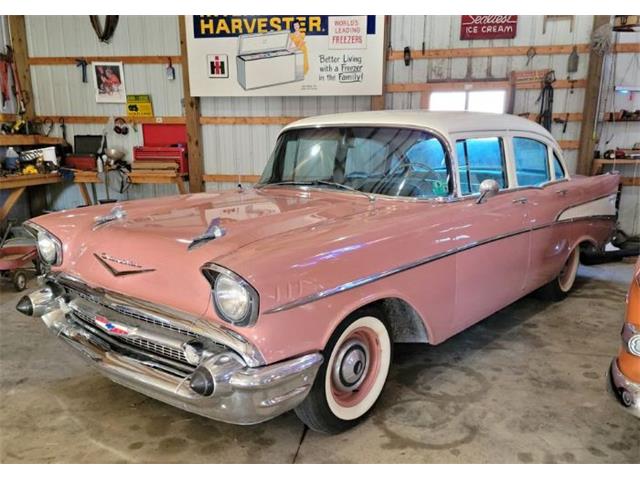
{"left": 236, "top": 30, "right": 306, "bottom": 90}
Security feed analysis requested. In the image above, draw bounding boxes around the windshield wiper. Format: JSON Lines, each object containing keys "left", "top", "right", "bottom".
{"left": 255, "top": 180, "right": 315, "bottom": 188}
{"left": 311, "top": 180, "right": 375, "bottom": 202}
{"left": 257, "top": 180, "right": 374, "bottom": 202}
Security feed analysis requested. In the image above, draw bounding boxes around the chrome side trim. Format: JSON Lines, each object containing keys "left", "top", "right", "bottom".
{"left": 51, "top": 272, "right": 266, "bottom": 367}
{"left": 555, "top": 193, "right": 618, "bottom": 222}
{"left": 264, "top": 215, "right": 616, "bottom": 314}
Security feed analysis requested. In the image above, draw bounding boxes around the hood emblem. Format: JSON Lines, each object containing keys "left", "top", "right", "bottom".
{"left": 94, "top": 252, "right": 156, "bottom": 277}
{"left": 188, "top": 217, "right": 226, "bottom": 251}
{"left": 93, "top": 205, "right": 127, "bottom": 230}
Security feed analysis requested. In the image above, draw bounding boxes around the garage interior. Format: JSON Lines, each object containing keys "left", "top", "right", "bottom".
{"left": 0, "top": 15, "right": 639, "bottom": 463}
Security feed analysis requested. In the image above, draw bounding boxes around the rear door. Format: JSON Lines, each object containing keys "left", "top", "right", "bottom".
{"left": 509, "top": 136, "right": 577, "bottom": 291}
{"left": 451, "top": 134, "right": 530, "bottom": 330}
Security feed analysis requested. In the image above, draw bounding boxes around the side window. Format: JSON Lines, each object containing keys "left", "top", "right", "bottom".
{"left": 552, "top": 151, "right": 566, "bottom": 180}
{"left": 513, "top": 137, "right": 550, "bottom": 186}
{"left": 455, "top": 137, "right": 507, "bottom": 195}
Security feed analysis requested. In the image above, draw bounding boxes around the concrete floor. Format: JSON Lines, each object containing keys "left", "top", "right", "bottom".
{"left": 1, "top": 262, "right": 639, "bottom": 463}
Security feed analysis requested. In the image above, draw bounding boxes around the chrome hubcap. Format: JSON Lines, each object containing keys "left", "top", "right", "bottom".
{"left": 332, "top": 339, "right": 369, "bottom": 393}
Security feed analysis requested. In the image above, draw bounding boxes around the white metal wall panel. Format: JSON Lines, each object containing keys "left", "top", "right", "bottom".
{"left": 19, "top": 16, "right": 183, "bottom": 211}
{"left": 598, "top": 30, "right": 640, "bottom": 236}
{"left": 25, "top": 16, "right": 180, "bottom": 57}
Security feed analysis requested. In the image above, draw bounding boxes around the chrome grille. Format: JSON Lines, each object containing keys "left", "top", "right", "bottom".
{"left": 71, "top": 304, "right": 189, "bottom": 365}
{"left": 120, "top": 337, "right": 187, "bottom": 363}
{"left": 68, "top": 286, "right": 197, "bottom": 337}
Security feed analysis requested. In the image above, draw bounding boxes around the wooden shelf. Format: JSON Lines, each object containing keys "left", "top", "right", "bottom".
{"left": 0, "top": 172, "right": 62, "bottom": 190}
{"left": 0, "top": 134, "right": 67, "bottom": 147}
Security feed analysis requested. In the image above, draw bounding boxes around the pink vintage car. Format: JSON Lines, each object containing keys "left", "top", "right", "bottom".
{"left": 17, "top": 111, "right": 620, "bottom": 434}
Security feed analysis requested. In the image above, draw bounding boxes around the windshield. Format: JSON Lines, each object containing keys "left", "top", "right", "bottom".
{"left": 258, "top": 127, "right": 452, "bottom": 199}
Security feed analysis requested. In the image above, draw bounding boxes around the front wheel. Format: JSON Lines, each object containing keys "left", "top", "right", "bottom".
{"left": 537, "top": 247, "right": 580, "bottom": 301}
{"left": 295, "top": 307, "right": 392, "bottom": 434}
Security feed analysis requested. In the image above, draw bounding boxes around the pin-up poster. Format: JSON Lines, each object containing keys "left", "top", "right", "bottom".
{"left": 186, "top": 15, "right": 385, "bottom": 96}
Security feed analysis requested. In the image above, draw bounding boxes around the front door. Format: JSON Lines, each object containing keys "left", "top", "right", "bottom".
{"left": 451, "top": 136, "right": 530, "bottom": 331}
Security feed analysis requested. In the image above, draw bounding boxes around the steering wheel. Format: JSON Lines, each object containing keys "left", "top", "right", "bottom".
{"left": 393, "top": 157, "right": 440, "bottom": 183}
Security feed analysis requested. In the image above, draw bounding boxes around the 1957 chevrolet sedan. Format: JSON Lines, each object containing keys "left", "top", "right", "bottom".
{"left": 17, "top": 111, "right": 620, "bottom": 433}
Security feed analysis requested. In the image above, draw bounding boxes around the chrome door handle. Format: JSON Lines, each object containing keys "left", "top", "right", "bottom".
{"left": 512, "top": 197, "right": 528, "bottom": 204}
{"left": 555, "top": 189, "right": 568, "bottom": 196}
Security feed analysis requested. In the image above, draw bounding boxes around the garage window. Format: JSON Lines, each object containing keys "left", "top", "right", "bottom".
{"left": 456, "top": 137, "right": 507, "bottom": 195}
{"left": 430, "top": 90, "right": 506, "bottom": 114}
{"left": 513, "top": 137, "right": 550, "bottom": 187}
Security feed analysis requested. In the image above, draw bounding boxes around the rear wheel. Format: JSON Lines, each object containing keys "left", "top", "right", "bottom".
{"left": 295, "top": 307, "right": 392, "bottom": 434}
{"left": 537, "top": 247, "right": 580, "bottom": 301}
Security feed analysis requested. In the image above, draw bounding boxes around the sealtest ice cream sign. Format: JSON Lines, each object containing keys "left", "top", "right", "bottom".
{"left": 185, "top": 15, "right": 385, "bottom": 97}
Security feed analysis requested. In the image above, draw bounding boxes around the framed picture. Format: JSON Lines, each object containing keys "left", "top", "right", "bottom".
{"left": 92, "top": 61, "right": 126, "bottom": 103}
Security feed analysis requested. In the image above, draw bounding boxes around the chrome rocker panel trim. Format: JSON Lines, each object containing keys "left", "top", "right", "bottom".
{"left": 37, "top": 301, "right": 323, "bottom": 425}
{"left": 607, "top": 358, "right": 640, "bottom": 419}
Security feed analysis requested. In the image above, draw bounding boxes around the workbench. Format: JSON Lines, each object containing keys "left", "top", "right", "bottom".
{"left": 0, "top": 173, "right": 62, "bottom": 221}
{"left": 127, "top": 170, "right": 188, "bottom": 194}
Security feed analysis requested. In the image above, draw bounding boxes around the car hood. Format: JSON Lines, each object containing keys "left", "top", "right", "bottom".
{"left": 33, "top": 187, "right": 375, "bottom": 316}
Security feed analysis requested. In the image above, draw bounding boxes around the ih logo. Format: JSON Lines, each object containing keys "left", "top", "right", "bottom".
{"left": 207, "top": 54, "right": 229, "bottom": 78}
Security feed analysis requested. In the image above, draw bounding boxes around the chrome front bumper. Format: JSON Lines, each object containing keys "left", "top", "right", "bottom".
{"left": 20, "top": 278, "right": 323, "bottom": 425}
{"left": 607, "top": 358, "right": 640, "bottom": 418}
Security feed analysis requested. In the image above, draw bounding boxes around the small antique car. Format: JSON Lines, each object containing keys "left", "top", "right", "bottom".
{"left": 608, "top": 258, "right": 640, "bottom": 417}
{"left": 17, "top": 111, "right": 620, "bottom": 433}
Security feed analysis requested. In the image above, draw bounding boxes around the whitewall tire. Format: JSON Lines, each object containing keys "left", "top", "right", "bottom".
{"left": 295, "top": 307, "right": 392, "bottom": 433}
{"left": 538, "top": 247, "right": 580, "bottom": 301}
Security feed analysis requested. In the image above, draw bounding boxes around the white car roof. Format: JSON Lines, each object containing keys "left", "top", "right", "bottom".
{"left": 283, "top": 110, "right": 558, "bottom": 147}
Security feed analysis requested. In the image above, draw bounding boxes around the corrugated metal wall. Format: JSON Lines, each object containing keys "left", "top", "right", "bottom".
{"left": 597, "top": 29, "right": 640, "bottom": 236}
{"left": 6, "top": 15, "right": 640, "bottom": 234}
{"left": 25, "top": 15, "right": 184, "bottom": 206}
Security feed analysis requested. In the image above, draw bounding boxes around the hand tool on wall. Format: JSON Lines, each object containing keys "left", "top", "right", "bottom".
{"left": 403, "top": 47, "right": 411, "bottom": 66}
{"left": 75, "top": 58, "right": 88, "bottom": 83}
{"left": 166, "top": 57, "right": 176, "bottom": 81}
{"left": 567, "top": 46, "right": 579, "bottom": 74}
{"left": 0, "top": 58, "right": 9, "bottom": 108}
{"left": 526, "top": 47, "right": 536, "bottom": 66}
{"left": 536, "top": 70, "right": 555, "bottom": 132}
{"left": 89, "top": 16, "right": 119, "bottom": 43}
{"left": 59, "top": 117, "right": 67, "bottom": 144}
{"left": 5, "top": 46, "right": 27, "bottom": 115}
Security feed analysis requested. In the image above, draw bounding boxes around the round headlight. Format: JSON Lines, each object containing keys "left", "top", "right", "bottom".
{"left": 214, "top": 274, "right": 250, "bottom": 323}
{"left": 628, "top": 335, "right": 640, "bottom": 357}
{"left": 37, "top": 231, "right": 58, "bottom": 264}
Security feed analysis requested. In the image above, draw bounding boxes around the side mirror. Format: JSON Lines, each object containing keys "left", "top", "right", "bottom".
{"left": 476, "top": 179, "right": 500, "bottom": 204}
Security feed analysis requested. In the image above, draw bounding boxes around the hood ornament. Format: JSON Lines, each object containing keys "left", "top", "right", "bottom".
{"left": 94, "top": 252, "right": 156, "bottom": 277}
{"left": 93, "top": 205, "right": 127, "bottom": 230}
{"left": 188, "top": 217, "right": 226, "bottom": 251}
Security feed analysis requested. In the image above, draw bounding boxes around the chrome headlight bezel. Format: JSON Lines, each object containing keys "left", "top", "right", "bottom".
{"left": 622, "top": 323, "right": 640, "bottom": 357}
{"left": 25, "top": 221, "right": 62, "bottom": 266}
{"left": 201, "top": 263, "right": 259, "bottom": 327}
